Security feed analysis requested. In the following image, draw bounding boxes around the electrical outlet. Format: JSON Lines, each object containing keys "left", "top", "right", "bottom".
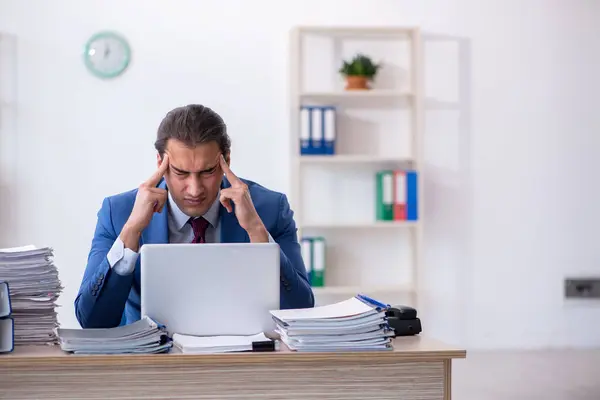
{"left": 564, "top": 278, "right": 600, "bottom": 299}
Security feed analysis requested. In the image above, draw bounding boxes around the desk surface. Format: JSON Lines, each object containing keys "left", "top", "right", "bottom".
{"left": 1, "top": 336, "right": 465, "bottom": 400}
{"left": 1, "top": 335, "right": 465, "bottom": 365}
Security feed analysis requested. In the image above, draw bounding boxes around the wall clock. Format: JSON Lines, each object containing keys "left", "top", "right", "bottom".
{"left": 83, "top": 31, "right": 131, "bottom": 79}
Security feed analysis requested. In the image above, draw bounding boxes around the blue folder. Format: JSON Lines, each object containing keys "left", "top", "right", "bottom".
{"left": 300, "top": 105, "right": 336, "bottom": 156}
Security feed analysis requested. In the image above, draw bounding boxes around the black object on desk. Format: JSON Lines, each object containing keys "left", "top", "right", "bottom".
{"left": 251, "top": 339, "right": 278, "bottom": 352}
{"left": 386, "top": 305, "right": 422, "bottom": 337}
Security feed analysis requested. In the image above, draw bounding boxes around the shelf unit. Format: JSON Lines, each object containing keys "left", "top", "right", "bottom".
{"left": 299, "top": 155, "right": 414, "bottom": 165}
{"left": 289, "top": 26, "right": 424, "bottom": 308}
{"left": 312, "top": 283, "right": 412, "bottom": 296}
{"left": 301, "top": 221, "right": 418, "bottom": 229}
{"left": 300, "top": 90, "right": 411, "bottom": 99}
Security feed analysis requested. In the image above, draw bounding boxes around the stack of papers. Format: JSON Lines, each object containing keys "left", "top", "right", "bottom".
{"left": 173, "top": 332, "right": 277, "bottom": 354}
{"left": 270, "top": 296, "right": 395, "bottom": 352}
{"left": 0, "top": 245, "right": 63, "bottom": 345}
{"left": 57, "top": 316, "right": 172, "bottom": 354}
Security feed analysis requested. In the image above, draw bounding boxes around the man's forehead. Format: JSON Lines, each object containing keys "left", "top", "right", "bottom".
{"left": 168, "top": 155, "right": 219, "bottom": 173}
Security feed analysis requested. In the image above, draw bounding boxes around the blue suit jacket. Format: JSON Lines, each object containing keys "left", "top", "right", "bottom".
{"left": 74, "top": 176, "right": 315, "bottom": 329}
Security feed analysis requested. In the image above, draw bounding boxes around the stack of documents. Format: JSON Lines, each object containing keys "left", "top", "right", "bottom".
{"left": 173, "top": 332, "right": 278, "bottom": 354}
{"left": 0, "top": 245, "right": 63, "bottom": 345}
{"left": 270, "top": 295, "right": 395, "bottom": 352}
{"left": 57, "top": 316, "right": 172, "bottom": 354}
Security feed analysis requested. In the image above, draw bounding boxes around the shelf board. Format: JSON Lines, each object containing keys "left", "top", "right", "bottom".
{"left": 299, "top": 155, "right": 413, "bottom": 165}
{"left": 301, "top": 221, "right": 418, "bottom": 229}
{"left": 295, "top": 26, "right": 418, "bottom": 37}
{"left": 300, "top": 90, "right": 411, "bottom": 99}
{"left": 312, "top": 284, "right": 413, "bottom": 296}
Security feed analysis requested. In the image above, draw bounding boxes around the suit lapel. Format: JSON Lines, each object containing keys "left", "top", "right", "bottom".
{"left": 141, "top": 179, "right": 169, "bottom": 246}
{"left": 218, "top": 176, "right": 249, "bottom": 243}
{"left": 219, "top": 206, "right": 248, "bottom": 243}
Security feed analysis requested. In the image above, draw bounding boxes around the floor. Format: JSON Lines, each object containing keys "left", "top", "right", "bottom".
{"left": 452, "top": 349, "right": 600, "bottom": 399}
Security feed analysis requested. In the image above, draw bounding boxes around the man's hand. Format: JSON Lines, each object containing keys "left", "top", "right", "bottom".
{"left": 219, "top": 154, "right": 269, "bottom": 243}
{"left": 120, "top": 154, "right": 170, "bottom": 251}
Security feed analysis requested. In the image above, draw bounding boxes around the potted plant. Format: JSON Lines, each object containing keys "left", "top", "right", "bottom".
{"left": 338, "top": 53, "right": 380, "bottom": 90}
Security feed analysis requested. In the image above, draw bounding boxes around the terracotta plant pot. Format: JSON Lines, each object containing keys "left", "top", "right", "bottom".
{"left": 345, "top": 76, "right": 369, "bottom": 90}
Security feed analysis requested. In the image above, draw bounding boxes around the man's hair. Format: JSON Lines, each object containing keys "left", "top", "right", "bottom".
{"left": 154, "top": 104, "right": 231, "bottom": 157}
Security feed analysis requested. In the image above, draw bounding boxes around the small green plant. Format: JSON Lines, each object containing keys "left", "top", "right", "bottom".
{"left": 338, "top": 53, "right": 380, "bottom": 80}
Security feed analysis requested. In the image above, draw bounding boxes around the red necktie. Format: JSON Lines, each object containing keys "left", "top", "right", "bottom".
{"left": 190, "top": 217, "right": 209, "bottom": 243}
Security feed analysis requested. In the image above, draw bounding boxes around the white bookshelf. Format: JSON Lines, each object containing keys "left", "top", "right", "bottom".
{"left": 299, "top": 155, "right": 414, "bottom": 165}
{"left": 302, "top": 221, "right": 418, "bottom": 229}
{"left": 289, "top": 26, "right": 424, "bottom": 308}
{"left": 313, "top": 284, "right": 412, "bottom": 296}
{"left": 300, "top": 90, "right": 411, "bottom": 99}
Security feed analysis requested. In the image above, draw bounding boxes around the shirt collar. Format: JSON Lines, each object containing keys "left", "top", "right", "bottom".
{"left": 167, "top": 191, "right": 221, "bottom": 232}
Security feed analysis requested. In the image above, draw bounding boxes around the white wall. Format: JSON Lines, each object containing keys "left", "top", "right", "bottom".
{"left": 1, "top": 0, "right": 599, "bottom": 350}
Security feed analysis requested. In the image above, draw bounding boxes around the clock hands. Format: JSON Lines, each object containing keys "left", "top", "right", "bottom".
{"left": 85, "top": 32, "right": 130, "bottom": 78}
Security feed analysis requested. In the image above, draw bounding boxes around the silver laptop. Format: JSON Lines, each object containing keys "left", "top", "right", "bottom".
{"left": 140, "top": 243, "right": 280, "bottom": 336}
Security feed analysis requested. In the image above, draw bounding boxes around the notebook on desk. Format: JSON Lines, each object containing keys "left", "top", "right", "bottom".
{"left": 172, "top": 332, "right": 279, "bottom": 354}
{"left": 0, "top": 281, "right": 14, "bottom": 353}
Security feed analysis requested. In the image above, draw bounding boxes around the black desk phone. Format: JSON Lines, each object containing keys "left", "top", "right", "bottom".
{"left": 385, "top": 305, "right": 422, "bottom": 337}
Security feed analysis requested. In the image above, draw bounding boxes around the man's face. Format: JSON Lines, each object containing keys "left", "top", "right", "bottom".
{"left": 159, "top": 139, "right": 225, "bottom": 217}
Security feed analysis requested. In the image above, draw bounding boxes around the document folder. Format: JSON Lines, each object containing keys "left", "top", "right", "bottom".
{"left": 376, "top": 171, "right": 394, "bottom": 221}
{"left": 0, "top": 281, "right": 12, "bottom": 318}
{"left": 299, "top": 105, "right": 337, "bottom": 155}
{"left": 0, "top": 281, "right": 14, "bottom": 353}
{"left": 322, "top": 106, "right": 336, "bottom": 155}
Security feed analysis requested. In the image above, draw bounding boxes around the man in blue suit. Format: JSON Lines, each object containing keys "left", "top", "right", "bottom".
{"left": 75, "top": 104, "right": 315, "bottom": 329}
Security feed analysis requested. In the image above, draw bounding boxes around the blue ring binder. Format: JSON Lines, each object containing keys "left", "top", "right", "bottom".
{"left": 299, "top": 105, "right": 336, "bottom": 156}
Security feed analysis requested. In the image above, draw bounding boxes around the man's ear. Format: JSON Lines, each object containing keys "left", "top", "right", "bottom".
{"left": 156, "top": 152, "right": 162, "bottom": 168}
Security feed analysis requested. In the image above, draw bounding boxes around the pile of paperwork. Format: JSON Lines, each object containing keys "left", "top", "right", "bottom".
{"left": 270, "top": 295, "right": 394, "bottom": 352}
{"left": 0, "top": 245, "right": 63, "bottom": 345}
{"left": 57, "top": 316, "right": 172, "bottom": 354}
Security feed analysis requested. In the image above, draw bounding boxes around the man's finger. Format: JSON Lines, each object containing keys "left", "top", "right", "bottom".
{"left": 220, "top": 154, "right": 242, "bottom": 186}
{"left": 220, "top": 197, "right": 233, "bottom": 213}
{"left": 156, "top": 197, "right": 167, "bottom": 213}
{"left": 148, "top": 190, "right": 167, "bottom": 201}
{"left": 147, "top": 187, "right": 167, "bottom": 195}
{"left": 144, "top": 153, "right": 170, "bottom": 187}
{"left": 153, "top": 192, "right": 167, "bottom": 213}
{"left": 221, "top": 187, "right": 247, "bottom": 200}
{"left": 219, "top": 189, "right": 233, "bottom": 213}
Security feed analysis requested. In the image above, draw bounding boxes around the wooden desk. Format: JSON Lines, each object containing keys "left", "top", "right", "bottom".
{"left": 0, "top": 336, "right": 466, "bottom": 400}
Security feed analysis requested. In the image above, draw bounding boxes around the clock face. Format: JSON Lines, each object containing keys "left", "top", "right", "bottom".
{"left": 84, "top": 31, "right": 131, "bottom": 79}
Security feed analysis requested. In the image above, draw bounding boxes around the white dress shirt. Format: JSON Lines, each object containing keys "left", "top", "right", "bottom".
{"left": 165, "top": 191, "right": 222, "bottom": 244}
{"left": 107, "top": 190, "right": 274, "bottom": 276}
{"left": 107, "top": 191, "right": 222, "bottom": 276}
